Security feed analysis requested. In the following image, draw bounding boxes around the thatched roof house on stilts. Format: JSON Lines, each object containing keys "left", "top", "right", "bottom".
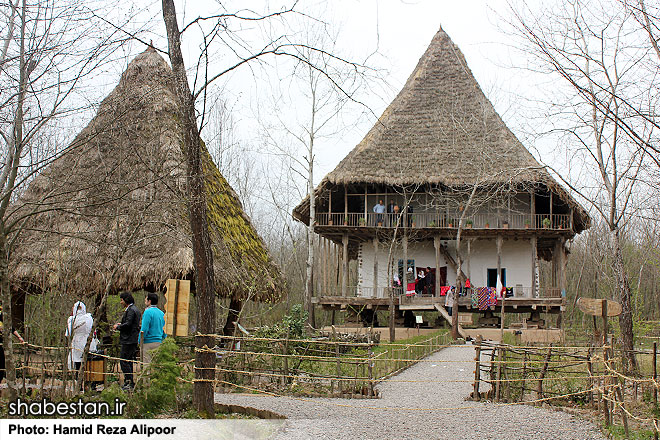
{"left": 10, "top": 47, "right": 283, "bottom": 332}
{"left": 293, "top": 27, "right": 589, "bottom": 341}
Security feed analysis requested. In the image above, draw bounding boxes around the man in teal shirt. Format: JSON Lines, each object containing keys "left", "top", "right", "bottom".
{"left": 140, "top": 293, "right": 166, "bottom": 366}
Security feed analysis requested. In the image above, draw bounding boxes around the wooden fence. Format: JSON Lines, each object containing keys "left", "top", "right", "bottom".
{"left": 472, "top": 338, "right": 660, "bottom": 437}
{"left": 211, "top": 331, "right": 452, "bottom": 398}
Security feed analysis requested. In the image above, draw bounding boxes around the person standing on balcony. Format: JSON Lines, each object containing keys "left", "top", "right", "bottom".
{"left": 373, "top": 199, "right": 385, "bottom": 226}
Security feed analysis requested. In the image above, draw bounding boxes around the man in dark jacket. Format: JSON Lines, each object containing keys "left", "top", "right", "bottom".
{"left": 113, "top": 292, "right": 141, "bottom": 389}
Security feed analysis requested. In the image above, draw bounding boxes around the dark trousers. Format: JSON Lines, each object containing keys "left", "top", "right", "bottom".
{"left": 120, "top": 343, "right": 138, "bottom": 384}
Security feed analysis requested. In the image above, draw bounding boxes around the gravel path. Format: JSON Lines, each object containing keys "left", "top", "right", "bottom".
{"left": 214, "top": 344, "right": 605, "bottom": 439}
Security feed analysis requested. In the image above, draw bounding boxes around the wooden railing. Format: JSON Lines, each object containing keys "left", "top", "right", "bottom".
{"left": 350, "top": 286, "right": 563, "bottom": 299}
{"left": 315, "top": 212, "right": 571, "bottom": 230}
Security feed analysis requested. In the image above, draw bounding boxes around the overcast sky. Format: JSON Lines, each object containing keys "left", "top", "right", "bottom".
{"left": 92, "top": 1, "right": 546, "bottom": 191}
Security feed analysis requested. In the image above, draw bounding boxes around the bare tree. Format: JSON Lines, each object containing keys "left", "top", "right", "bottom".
{"left": 0, "top": 0, "right": 129, "bottom": 399}
{"left": 160, "top": 0, "right": 375, "bottom": 415}
{"left": 506, "top": 0, "right": 660, "bottom": 372}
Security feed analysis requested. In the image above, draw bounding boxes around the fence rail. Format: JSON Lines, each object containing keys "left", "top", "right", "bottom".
{"left": 212, "top": 332, "right": 451, "bottom": 398}
{"left": 472, "top": 339, "right": 660, "bottom": 437}
{"left": 315, "top": 212, "right": 572, "bottom": 230}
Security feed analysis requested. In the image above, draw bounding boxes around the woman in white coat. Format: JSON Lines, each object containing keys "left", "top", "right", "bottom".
{"left": 66, "top": 301, "right": 94, "bottom": 371}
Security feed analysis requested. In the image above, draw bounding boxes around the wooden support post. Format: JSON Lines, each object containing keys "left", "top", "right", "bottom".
{"left": 342, "top": 233, "right": 349, "bottom": 297}
{"left": 496, "top": 235, "right": 502, "bottom": 273}
{"left": 500, "top": 297, "right": 506, "bottom": 341}
{"left": 373, "top": 237, "right": 379, "bottom": 297}
{"left": 344, "top": 184, "right": 348, "bottom": 224}
{"left": 364, "top": 185, "right": 368, "bottom": 221}
{"left": 602, "top": 300, "right": 608, "bottom": 346}
{"left": 467, "top": 238, "right": 472, "bottom": 281}
{"left": 434, "top": 235, "right": 441, "bottom": 297}
{"left": 403, "top": 232, "right": 408, "bottom": 291}
{"left": 473, "top": 336, "right": 482, "bottom": 400}
{"left": 530, "top": 190, "right": 536, "bottom": 227}
{"left": 551, "top": 241, "right": 559, "bottom": 289}
{"left": 531, "top": 236, "right": 538, "bottom": 298}
{"left": 537, "top": 344, "right": 553, "bottom": 402}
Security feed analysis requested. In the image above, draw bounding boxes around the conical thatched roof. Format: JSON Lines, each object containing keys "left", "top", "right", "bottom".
{"left": 10, "top": 47, "right": 283, "bottom": 302}
{"left": 294, "top": 27, "right": 589, "bottom": 231}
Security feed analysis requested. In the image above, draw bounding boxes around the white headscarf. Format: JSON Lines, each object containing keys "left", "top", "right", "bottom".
{"left": 66, "top": 301, "right": 94, "bottom": 368}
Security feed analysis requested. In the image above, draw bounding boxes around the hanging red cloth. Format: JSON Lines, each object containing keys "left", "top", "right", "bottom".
{"left": 465, "top": 278, "right": 471, "bottom": 288}
{"left": 406, "top": 282, "right": 416, "bottom": 296}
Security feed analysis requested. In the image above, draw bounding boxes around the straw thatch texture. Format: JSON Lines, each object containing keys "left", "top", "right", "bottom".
{"left": 293, "top": 27, "right": 589, "bottom": 231}
{"left": 10, "top": 47, "right": 282, "bottom": 302}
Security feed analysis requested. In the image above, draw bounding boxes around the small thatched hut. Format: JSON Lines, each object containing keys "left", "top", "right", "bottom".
{"left": 10, "top": 47, "right": 283, "bottom": 328}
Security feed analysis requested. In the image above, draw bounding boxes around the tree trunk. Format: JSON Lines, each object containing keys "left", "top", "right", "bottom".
{"left": 612, "top": 229, "right": 638, "bottom": 373}
{"left": 0, "top": 232, "right": 17, "bottom": 399}
{"left": 305, "top": 147, "right": 315, "bottom": 328}
{"left": 162, "top": 0, "right": 216, "bottom": 417}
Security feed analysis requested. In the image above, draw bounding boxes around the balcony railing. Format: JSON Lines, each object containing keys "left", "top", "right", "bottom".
{"left": 348, "top": 286, "right": 563, "bottom": 299}
{"left": 315, "top": 212, "right": 571, "bottom": 230}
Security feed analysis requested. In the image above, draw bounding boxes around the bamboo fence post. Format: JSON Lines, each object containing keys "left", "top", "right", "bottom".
{"left": 335, "top": 342, "right": 342, "bottom": 395}
{"left": 587, "top": 347, "right": 594, "bottom": 407}
{"left": 537, "top": 344, "right": 553, "bottom": 402}
{"left": 495, "top": 345, "right": 503, "bottom": 402}
{"left": 504, "top": 348, "right": 511, "bottom": 402}
{"left": 368, "top": 344, "right": 374, "bottom": 397}
{"left": 614, "top": 375, "right": 630, "bottom": 438}
{"left": 489, "top": 345, "right": 496, "bottom": 388}
{"left": 519, "top": 351, "right": 528, "bottom": 402}
{"left": 473, "top": 336, "right": 482, "bottom": 400}
{"left": 603, "top": 345, "right": 611, "bottom": 428}
{"left": 282, "top": 332, "right": 289, "bottom": 386}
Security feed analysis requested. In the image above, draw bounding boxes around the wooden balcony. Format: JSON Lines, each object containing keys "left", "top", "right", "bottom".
{"left": 315, "top": 212, "right": 571, "bottom": 231}
{"left": 315, "top": 286, "right": 565, "bottom": 314}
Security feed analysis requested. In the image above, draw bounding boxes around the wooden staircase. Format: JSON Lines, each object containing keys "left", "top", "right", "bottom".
{"left": 434, "top": 303, "right": 469, "bottom": 339}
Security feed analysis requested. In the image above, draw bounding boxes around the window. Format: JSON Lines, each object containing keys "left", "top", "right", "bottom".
{"left": 486, "top": 268, "right": 506, "bottom": 287}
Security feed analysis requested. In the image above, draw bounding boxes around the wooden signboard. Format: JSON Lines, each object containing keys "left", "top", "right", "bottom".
{"left": 164, "top": 279, "right": 191, "bottom": 337}
{"left": 577, "top": 297, "right": 622, "bottom": 317}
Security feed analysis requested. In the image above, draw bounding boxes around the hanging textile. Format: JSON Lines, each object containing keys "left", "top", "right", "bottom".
{"left": 406, "top": 282, "right": 416, "bottom": 296}
{"left": 471, "top": 289, "right": 479, "bottom": 308}
{"left": 440, "top": 286, "right": 451, "bottom": 296}
{"left": 477, "top": 287, "right": 497, "bottom": 310}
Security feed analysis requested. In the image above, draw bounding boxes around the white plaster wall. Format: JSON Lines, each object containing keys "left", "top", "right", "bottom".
{"left": 463, "top": 239, "right": 533, "bottom": 288}
{"left": 357, "top": 238, "right": 533, "bottom": 295}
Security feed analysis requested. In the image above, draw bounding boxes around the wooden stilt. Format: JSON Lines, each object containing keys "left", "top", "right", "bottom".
{"left": 373, "top": 236, "right": 379, "bottom": 297}
{"left": 434, "top": 235, "right": 441, "bottom": 297}
{"left": 342, "top": 233, "right": 349, "bottom": 297}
